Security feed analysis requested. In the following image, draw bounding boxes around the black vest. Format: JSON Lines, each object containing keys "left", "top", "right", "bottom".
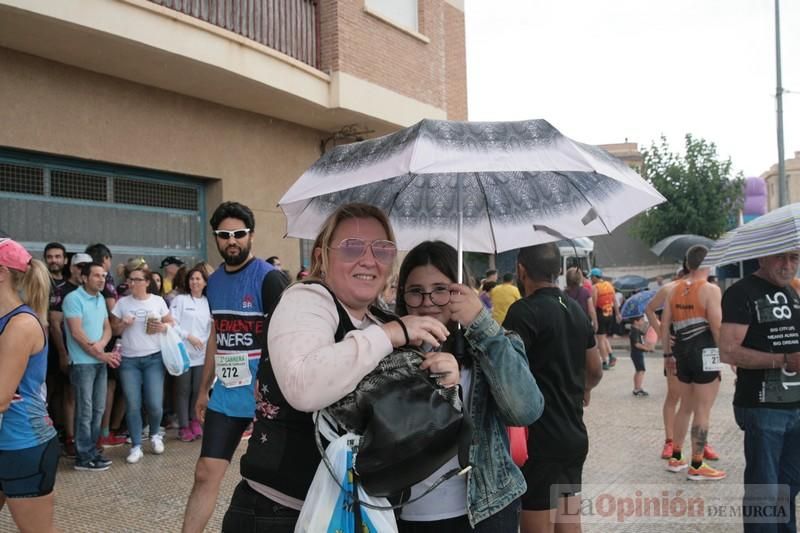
{"left": 239, "top": 282, "right": 361, "bottom": 499}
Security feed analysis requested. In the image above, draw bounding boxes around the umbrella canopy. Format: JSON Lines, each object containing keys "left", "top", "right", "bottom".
{"left": 620, "top": 289, "right": 656, "bottom": 320}
{"left": 279, "top": 119, "right": 665, "bottom": 254}
{"left": 650, "top": 234, "right": 715, "bottom": 261}
{"left": 614, "top": 275, "right": 650, "bottom": 292}
{"left": 702, "top": 202, "right": 800, "bottom": 268}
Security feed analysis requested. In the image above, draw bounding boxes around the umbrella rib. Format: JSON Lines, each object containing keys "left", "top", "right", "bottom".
{"left": 384, "top": 172, "right": 417, "bottom": 226}
{"left": 556, "top": 171, "right": 612, "bottom": 235}
{"left": 473, "top": 172, "right": 499, "bottom": 254}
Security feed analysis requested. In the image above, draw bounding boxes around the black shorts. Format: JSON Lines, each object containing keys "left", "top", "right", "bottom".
{"left": 675, "top": 333, "right": 720, "bottom": 385}
{"left": 222, "top": 480, "right": 299, "bottom": 533}
{"left": 631, "top": 351, "right": 646, "bottom": 372}
{"left": 200, "top": 408, "right": 252, "bottom": 461}
{"left": 0, "top": 437, "right": 60, "bottom": 498}
{"left": 595, "top": 313, "right": 614, "bottom": 335}
{"left": 521, "top": 455, "right": 585, "bottom": 511}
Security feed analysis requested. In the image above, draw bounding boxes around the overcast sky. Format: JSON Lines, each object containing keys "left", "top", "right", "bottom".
{"left": 465, "top": 0, "right": 800, "bottom": 178}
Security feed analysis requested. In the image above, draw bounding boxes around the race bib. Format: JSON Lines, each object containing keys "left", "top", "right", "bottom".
{"left": 702, "top": 347, "right": 723, "bottom": 372}
{"left": 215, "top": 353, "right": 252, "bottom": 388}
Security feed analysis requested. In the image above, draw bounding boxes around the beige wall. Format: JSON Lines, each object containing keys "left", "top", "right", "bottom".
{"left": 763, "top": 151, "right": 800, "bottom": 211}
{"left": 0, "top": 47, "right": 321, "bottom": 274}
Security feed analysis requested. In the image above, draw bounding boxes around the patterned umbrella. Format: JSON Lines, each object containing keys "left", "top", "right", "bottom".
{"left": 279, "top": 119, "right": 665, "bottom": 279}
{"left": 702, "top": 202, "right": 800, "bottom": 267}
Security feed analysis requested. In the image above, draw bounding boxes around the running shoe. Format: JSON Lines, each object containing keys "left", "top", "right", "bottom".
{"left": 93, "top": 455, "right": 113, "bottom": 468}
{"left": 74, "top": 460, "right": 110, "bottom": 472}
{"left": 151, "top": 434, "right": 165, "bottom": 455}
{"left": 602, "top": 361, "right": 610, "bottom": 371}
{"left": 661, "top": 441, "right": 674, "bottom": 460}
{"left": 666, "top": 457, "right": 688, "bottom": 472}
{"left": 178, "top": 427, "right": 194, "bottom": 443}
{"left": 609, "top": 354, "right": 617, "bottom": 367}
{"left": 190, "top": 419, "right": 203, "bottom": 440}
{"left": 98, "top": 432, "right": 127, "bottom": 448}
{"left": 687, "top": 462, "right": 726, "bottom": 481}
{"left": 703, "top": 443, "right": 720, "bottom": 461}
{"left": 126, "top": 446, "right": 144, "bottom": 464}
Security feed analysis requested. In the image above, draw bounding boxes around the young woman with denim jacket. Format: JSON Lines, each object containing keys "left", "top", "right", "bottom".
{"left": 396, "top": 241, "right": 544, "bottom": 532}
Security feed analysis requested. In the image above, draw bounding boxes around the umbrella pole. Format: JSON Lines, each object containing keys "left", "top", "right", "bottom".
{"left": 454, "top": 174, "right": 466, "bottom": 358}
{"left": 457, "top": 174, "right": 463, "bottom": 285}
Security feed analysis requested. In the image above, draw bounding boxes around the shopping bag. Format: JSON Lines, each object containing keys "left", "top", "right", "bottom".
{"left": 295, "top": 430, "right": 397, "bottom": 533}
{"left": 508, "top": 426, "right": 529, "bottom": 467}
{"left": 159, "top": 325, "right": 190, "bottom": 376}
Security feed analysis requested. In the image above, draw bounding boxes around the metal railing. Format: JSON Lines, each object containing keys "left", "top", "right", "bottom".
{"left": 150, "top": 0, "right": 320, "bottom": 69}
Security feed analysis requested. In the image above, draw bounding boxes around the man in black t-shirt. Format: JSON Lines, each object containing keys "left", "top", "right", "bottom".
{"left": 503, "top": 243, "right": 603, "bottom": 533}
{"left": 720, "top": 250, "right": 800, "bottom": 532}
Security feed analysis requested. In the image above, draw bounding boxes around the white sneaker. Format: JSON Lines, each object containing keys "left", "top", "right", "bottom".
{"left": 151, "top": 434, "right": 164, "bottom": 455}
{"left": 126, "top": 446, "right": 143, "bottom": 464}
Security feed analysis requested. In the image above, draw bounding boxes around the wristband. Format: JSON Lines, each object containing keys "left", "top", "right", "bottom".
{"left": 390, "top": 317, "right": 410, "bottom": 346}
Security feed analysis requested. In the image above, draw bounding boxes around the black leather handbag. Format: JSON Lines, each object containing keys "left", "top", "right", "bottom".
{"left": 320, "top": 309, "right": 473, "bottom": 499}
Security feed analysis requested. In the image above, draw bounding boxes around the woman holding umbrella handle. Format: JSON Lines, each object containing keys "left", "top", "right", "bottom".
{"left": 223, "top": 203, "right": 454, "bottom": 532}
{"left": 394, "top": 240, "right": 544, "bottom": 532}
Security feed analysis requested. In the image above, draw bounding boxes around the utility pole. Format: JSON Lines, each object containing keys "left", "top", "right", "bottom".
{"left": 775, "top": 0, "right": 787, "bottom": 206}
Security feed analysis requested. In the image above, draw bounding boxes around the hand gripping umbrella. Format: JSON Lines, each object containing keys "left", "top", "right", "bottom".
{"left": 280, "top": 119, "right": 665, "bottom": 283}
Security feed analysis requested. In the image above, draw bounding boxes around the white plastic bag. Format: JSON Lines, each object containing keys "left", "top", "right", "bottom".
{"left": 294, "top": 414, "right": 397, "bottom": 533}
{"left": 159, "top": 325, "right": 191, "bottom": 376}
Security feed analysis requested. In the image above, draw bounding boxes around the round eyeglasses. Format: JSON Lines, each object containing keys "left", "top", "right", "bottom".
{"left": 329, "top": 238, "right": 397, "bottom": 265}
{"left": 402, "top": 287, "right": 452, "bottom": 308}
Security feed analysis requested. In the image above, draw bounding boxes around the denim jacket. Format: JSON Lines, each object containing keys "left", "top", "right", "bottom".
{"left": 462, "top": 307, "right": 544, "bottom": 527}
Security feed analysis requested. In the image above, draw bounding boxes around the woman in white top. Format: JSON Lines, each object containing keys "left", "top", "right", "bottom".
{"left": 110, "top": 265, "right": 173, "bottom": 464}
{"left": 169, "top": 266, "right": 211, "bottom": 442}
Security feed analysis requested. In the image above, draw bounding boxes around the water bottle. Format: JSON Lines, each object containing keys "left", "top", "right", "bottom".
{"left": 112, "top": 339, "right": 122, "bottom": 366}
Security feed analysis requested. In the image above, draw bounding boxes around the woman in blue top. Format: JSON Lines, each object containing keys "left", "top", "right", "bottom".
{"left": 0, "top": 239, "right": 60, "bottom": 533}
{"left": 395, "top": 241, "right": 544, "bottom": 532}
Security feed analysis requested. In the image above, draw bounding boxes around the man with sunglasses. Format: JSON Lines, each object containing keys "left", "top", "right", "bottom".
{"left": 182, "top": 202, "right": 288, "bottom": 533}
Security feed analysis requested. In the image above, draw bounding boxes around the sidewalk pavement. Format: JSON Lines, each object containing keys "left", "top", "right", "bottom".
{"left": 0, "top": 347, "right": 776, "bottom": 532}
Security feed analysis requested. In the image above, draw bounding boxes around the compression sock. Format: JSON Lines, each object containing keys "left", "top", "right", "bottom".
{"left": 691, "top": 454, "right": 703, "bottom": 469}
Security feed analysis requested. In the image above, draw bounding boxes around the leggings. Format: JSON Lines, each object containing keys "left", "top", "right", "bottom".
{"left": 175, "top": 366, "right": 204, "bottom": 428}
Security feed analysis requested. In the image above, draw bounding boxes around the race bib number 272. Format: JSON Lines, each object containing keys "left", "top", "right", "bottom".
{"left": 215, "top": 353, "right": 252, "bottom": 388}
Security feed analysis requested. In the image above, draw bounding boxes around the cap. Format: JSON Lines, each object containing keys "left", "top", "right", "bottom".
{"left": 160, "top": 256, "right": 184, "bottom": 269}
{"left": 0, "top": 238, "right": 32, "bottom": 272}
{"left": 71, "top": 253, "right": 93, "bottom": 267}
{"left": 590, "top": 267, "right": 603, "bottom": 278}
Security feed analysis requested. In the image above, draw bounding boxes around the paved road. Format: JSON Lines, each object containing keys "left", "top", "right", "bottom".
{"left": 0, "top": 348, "right": 772, "bottom": 532}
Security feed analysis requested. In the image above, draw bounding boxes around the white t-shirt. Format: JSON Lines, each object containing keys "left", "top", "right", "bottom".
{"left": 112, "top": 294, "right": 170, "bottom": 358}
{"left": 400, "top": 368, "right": 472, "bottom": 522}
{"left": 170, "top": 294, "right": 211, "bottom": 367}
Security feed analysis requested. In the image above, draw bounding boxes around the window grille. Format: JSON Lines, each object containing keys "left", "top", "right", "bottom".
{"left": 51, "top": 170, "right": 108, "bottom": 202}
{"left": 114, "top": 178, "right": 198, "bottom": 211}
{"left": 0, "top": 163, "right": 44, "bottom": 195}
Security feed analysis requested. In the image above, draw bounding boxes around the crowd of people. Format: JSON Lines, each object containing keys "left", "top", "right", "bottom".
{"left": 1, "top": 199, "right": 799, "bottom": 533}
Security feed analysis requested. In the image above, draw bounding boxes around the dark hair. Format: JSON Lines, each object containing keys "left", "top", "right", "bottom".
{"left": 502, "top": 272, "right": 514, "bottom": 283}
{"left": 182, "top": 265, "right": 209, "bottom": 295}
{"left": 148, "top": 271, "right": 163, "bottom": 295}
{"left": 485, "top": 269, "right": 497, "bottom": 278}
{"left": 85, "top": 243, "right": 112, "bottom": 262}
{"left": 396, "top": 240, "right": 469, "bottom": 316}
{"left": 481, "top": 280, "right": 497, "bottom": 292}
{"left": 210, "top": 202, "right": 255, "bottom": 231}
{"left": 44, "top": 242, "right": 66, "bottom": 255}
{"left": 517, "top": 242, "right": 561, "bottom": 283}
{"left": 81, "top": 261, "right": 105, "bottom": 278}
{"left": 266, "top": 256, "right": 280, "bottom": 265}
{"left": 685, "top": 245, "right": 708, "bottom": 271}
